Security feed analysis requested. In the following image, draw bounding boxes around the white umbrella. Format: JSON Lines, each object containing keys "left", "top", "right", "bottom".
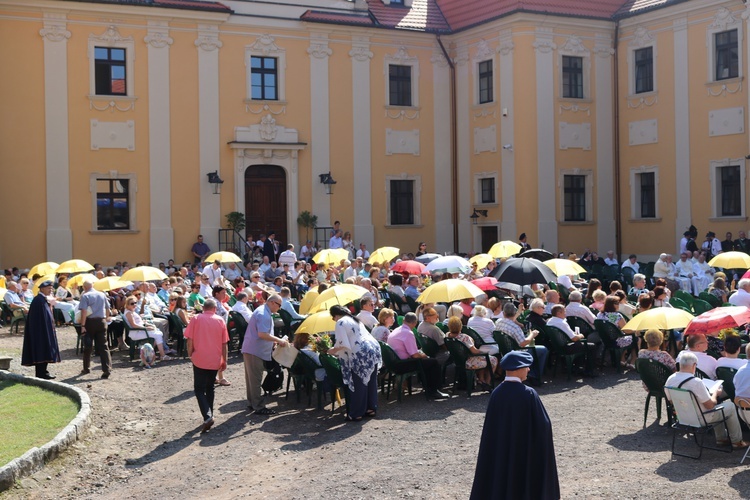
{"left": 425, "top": 255, "right": 472, "bottom": 274}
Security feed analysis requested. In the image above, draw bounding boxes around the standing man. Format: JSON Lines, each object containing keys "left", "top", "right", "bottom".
{"left": 735, "top": 230, "right": 750, "bottom": 254}
{"left": 278, "top": 244, "right": 297, "bottom": 267}
{"left": 518, "top": 233, "right": 532, "bottom": 252}
{"left": 78, "top": 280, "right": 113, "bottom": 379}
{"left": 184, "top": 299, "right": 229, "bottom": 433}
{"left": 470, "top": 351, "right": 559, "bottom": 499}
{"left": 242, "top": 293, "right": 289, "bottom": 415}
{"left": 191, "top": 234, "right": 211, "bottom": 264}
{"left": 356, "top": 243, "right": 371, "bottom": 260}
{"left": 263, "top": 232, "right": 277, "bottom": 262}
{"left": 21, "top": 280, "right": 60, "bottom": 379}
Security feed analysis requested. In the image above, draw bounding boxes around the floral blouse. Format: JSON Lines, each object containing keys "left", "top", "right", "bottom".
{"left": 451, "top": 333, "right": 498, "bottom": 371}
{"left": 333, "top": 316, "right": 382, "bottom": 392}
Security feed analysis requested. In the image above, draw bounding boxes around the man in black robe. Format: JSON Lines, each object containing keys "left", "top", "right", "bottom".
{"left": 470, "top": 351, "right": 560, "bottom": 500}
{"left": 21, "top": 280, "right": 60, "bottom": 379}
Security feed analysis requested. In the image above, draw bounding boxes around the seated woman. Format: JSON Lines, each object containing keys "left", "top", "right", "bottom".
{"left": 123, "top": 295, "right": 172, "bottom": 361}
{"left": 584, "top": 278, "right": 602, "bottom": 306}
{"left": 187, "top": 283, "right": 205, "bottom": 312}
{"left": 614, "top": 290, "right": 635, "bottom": 319}
{"left": 590, "top": 290, "right": 607, "bottom": 313}
{"left": 293, "top": 332, "right": 327, "bottom": 383}
{"left": 486, "top": 297, "right": 503, "bottom": 320}
{"left": 371, "top": 308, "right": 395, "bottom": 342}
{"left": 445, "top": 316, "right": 498, "bottom": 390}
{"left": 467, "top": 305, "right": 499, "bottom": 355}
{"left": 53, "top": 276, "right": 78, "bottom": 323}
{"left": 526, "top": 298, "right": 548, "bottom": 331}
{"left": 709, "top": 277, "right": 729, "bottom": 304}
{"left": 173, "top": 295, "right": 192, "bottom": 327}
{"left": 652, "top": 286, "right": 673, "bottom": 308}
{"left": 597, "top": 295, "right": 635, "bottom": 368}
{"left": 637, "top": 328, "right": 676, "bottom": 377}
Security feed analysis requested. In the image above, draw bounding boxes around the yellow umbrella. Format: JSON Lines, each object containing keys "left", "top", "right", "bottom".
{"left": 295, "top": 311, "right": 337, "bottom": 335}
{"left": 309, "top": 284, "right": 369, "bottom": 313}
{"left": 32, "top": 274, "right": 57, "bottom": 295}
{"left": 469, "top": 253, "right": 494, "bottom": 270}
{"left": 312, "top": 248, "right": 349, "bottom": 266}
{"left": 417, "top": 279, "right": 485, "bottom": 303}
{"left": 205, "top": 251, "right": 243, "bottom": 264}
{"left": 66, "top": 273, "right": 99, "bottom": 290}
{"left": 488, "top": 241, "right": 522, "bottom": 259}
{"left": 121, "top": 266, "right": 168, "bottom": 282}
{"left": 543, "top": 258, "right": 587, "bottom": 276}
{"left": 622, "top": 307, "right": 694, "bottom": 333}
{"left": 708, "top": 251, "right": 750, "bottom": 269}
{"left": 0, "top": 287, "right": 6, "bottom": 301}
{"left": 368, "top": 246, "right": 400, "bottom": 265}
{"left": 93, "top": 276, "right": 133, "bottom": 292}
{"left": 28, "top": 262, "right": 59, "bottom": 278}
{"left": 298, "top": 290, "right": 319, "bottom": 315}
{"left": 56, "top": 259, "right": 94, "bottom": 274}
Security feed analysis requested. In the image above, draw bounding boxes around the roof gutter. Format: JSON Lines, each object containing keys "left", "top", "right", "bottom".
{"left": 613, "top": 21, "right": 622, "bottom": 259}
{"left": 436, "top": 35, "right": 459, "bottom": 254}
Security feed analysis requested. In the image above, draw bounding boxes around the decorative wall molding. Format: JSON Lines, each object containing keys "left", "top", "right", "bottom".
{"left": 559, "top": 103, "right": 590, "bottom": 115}
{"left": 385, "top": 129, "right": 420, "bottom": 155}
{"left": 629, "top": 26, "right": 654, "bottom": 49}
{"left": 385, "top": 108, "right": 420, "bottom": 120}
{"left": 39, "top": 16, "right": 70, "bottom": 42}
{"left": 452, "top": 47, "right": 469, "bottom": 66}
{"left": 90, "top": 119, "right": 135, "bottom": 150}
{"left": 709, "top": 107, "right": 745, "bottom": 136}
{"left": 194, "top": 27, "right": 222, "bottom": 52}
{"left": 533, "top": 27, "right": 557, "bottom": 54}
{"left": 144, "top": 31, "right": 173, "bottom": 49}
{"left": 709, "top": 6, "right": 740, "bottom": 31}
{"left": 430, "top": 48, "right": 448, "bottom": 67}
{"left": 245, "top": 102, "right": 286, "bottom": 115}
{"left": 473, "top": 39, "right": 493, "bottom": 62}
{"left": 91, "top": 25, "right": 132, "bottom": 45}
{"left": 474, "top": 126, "right": 497, "bottom": 154}
{"left": 473, "top": 107, "right": 496, "bottom": 120}
{"left": 89, "top": 98, "right": 136, "bottom": 112}
{"left": 498, "top": 29, "right": 514, "bottom": 55}
{"left": 386, "top": 46, "right": 418, "bottom": 65}
{"left": 559, "top": 122, "right": 591, "bottom": 150}
{"left": 707, "top": 81, "right": 742, "bottom": 96}
{"left": 350, "top": 37, "right": 373, "bottom": 62}
{"left": 559, "top": 35, "right": 589, "bottom": 56}
{"left": 248, "top": 34, "right": 279, "bottom": 54}
{"left": 235, "top": 114, "right": 300, "bottom": 143}
{"left": 307, "top": 33, "right": 332, "bottom": 59}
{"left": 626, "top": 94, "right": 658, "bottom": 109}
{"left": 629, "top": 119, "right": 658, "bottom": 145}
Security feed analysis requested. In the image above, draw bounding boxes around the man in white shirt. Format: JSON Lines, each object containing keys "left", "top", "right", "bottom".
{"left": 692, "top": 253, "right": 714, "bottom": 296}
{"left": 343, "top": 260, "right": 359, "bottom": 281}
{"left": 543, "top": 290, "right": 560, "bottom": 315}
{"left": 231, "top": 291, "right": 254, "bottom": 322}
{"left": 679, "top": 231, "right": 690, "bottom": 256}
{"left": 621, "top": 254, "right": 639, "bottom": 274}
{"left": 557, "top": 274, "right": 575, "bottom": 291}
{"left": 676, "top": 334, "right": 718, "bottom": 380}
{"left": 356, "top": 296, "right": 377, "bottom": 330}
{"left": 702, "top": 231, "right": 722, "bottom": 259}
{"left": 665, "top": 352, "right": 745, "bottom": 447}
{"left": 729, "top": 278, "right": 750, "bottom": 307}
{"left": 278, "top": 244, "right": 297, "bottom": 267}
{"left": 734, "top": 344, "right": 750, "bottom": 400}
{"left": 716, "top": 335, "right": 747, "bottom": 371}
{"left": 565, "top": 291, "right": 596, "bottom": 327}
{"left": 603, "top": 251, "right": 618, "bottom": 266}
{"left": 329, "top": 230, "right": 343, "bottom": 249}
{"left": 546, "top": 305, "right": 596, "bottom": 375}
{"left": 674, "top": 252, "right": 695, "bottom": 294}
{"left": 224, "top": 262, "right": 241, "bottom": 282}
{"left": 279, "top": 287, "right": 306, "bottom": 322}
{"left": 203, "top": 261, "right": 223, "bottom": 287}
{"left": 300, "top": 240, "right": 314, "bottom": 262}
{"left": 356, "top": 243, "right": 370, "bottom": 260}
{"left": 258, "top": 256, "right": 272, "bottom": 276}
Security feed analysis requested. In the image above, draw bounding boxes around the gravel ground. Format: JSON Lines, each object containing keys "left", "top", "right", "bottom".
{"left": 1, "top": 325, "right": 749, "bottom": 499}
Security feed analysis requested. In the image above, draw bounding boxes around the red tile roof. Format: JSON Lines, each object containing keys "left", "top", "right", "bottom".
{"left": 613, "top": 0, "right": 688, "bottom": 19}
{"left": 367, "top": 0, "right": 451, "bottom": 33}
{"left": 435, "top": 0, "right": 628, "bottom": 31}
{"left": 68, "top": 0, "right": 231, "bottom": 13}
{"left": 301, "top": 10, "right": 376, "bottom": 27}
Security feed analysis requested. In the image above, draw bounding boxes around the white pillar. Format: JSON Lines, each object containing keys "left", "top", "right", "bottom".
{"left": 594, "top": 34, "right": 616, "bottom": 254}
{"left": 455, "top": 47, "right": 471, "bottom": 253}
{"left": 498, "top": 30, "right": 517, "bottom": 242}
{"left": 308, "top": 33, "right": 332, "bottom": 227}
{"left": 145, "top": 21, "right": 174, "bottom": 263}
{"left": 40, "top": 14, "right": 73, "bottom": 261}
{"left": 534, "top": 28, "right": 558, "bottom": 251}
{"left": 349, "top": 37, "right": 374, "bottom": 250}
{"left": 195, "top": 25, "right": 222, "bottom": 253}
{"left": 432, "top": 46, "right": 453, "bottom": 253}
{"left": 673, "top": 18, "right": 691, "bottom": 251}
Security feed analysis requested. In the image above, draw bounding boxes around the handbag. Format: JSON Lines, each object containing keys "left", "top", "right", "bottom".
{"left": 272, "top": 344, "right": 299, "bottom": 368}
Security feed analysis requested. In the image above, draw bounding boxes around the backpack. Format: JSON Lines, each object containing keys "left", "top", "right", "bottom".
{"left": 262, "top": 359, "right": 284, "bottom": 393}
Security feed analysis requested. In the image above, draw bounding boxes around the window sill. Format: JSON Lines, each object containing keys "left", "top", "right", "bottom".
{"left": 706, "top": 76, "right": 744, "bottom": 87}
{"left": 472, "top": 102, "right": 497, "bottom": 110}
{"left": 244, "top": 99, "right": 287, "bottom": 105}
{"left": 88, "top": 95, "right": 137, "bottom": 112}
{"left": 385, "top": 105, "right": 421, "bottom": 111}
{"left": 627, "top": 90, "right": 658, "bottom": 100}
{"left": 559, "top": 220, "right": 595, "bottom": 226}
{"left": 385, "top": 224, "right": 424, "bottom": 229}
{"left": 476, "top": 203, "right": 498, "bottom": 208}
{"left": 628, "top": 217, "right": 662, "bottom": 223}
{"left": 709, "top": 216, "right": 747, "bottom": 222}
{"left": 558, "top": 97, "right": 592, "bottom": 104}
{"left": 89, "top": 229, "right": 140, "bottom": 235}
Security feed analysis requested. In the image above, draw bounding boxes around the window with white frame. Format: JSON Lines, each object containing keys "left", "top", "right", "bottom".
{"left": 474, "top": 172, "right": 498, "bottom": 205}
{"left": 90, "top": 172, "right": 137, "bottom": 231}
{"left": 384, "top": 47, "right": 419, "bottom": 108}
{"left": 386, "top": 175, "right": 421, "bottom": 226}
{"left": 88, "top": 26, "right": 135, "bottom": 98}
{"left": 478, "top": 60, "right": 494, "bottom": 104}
{"left": 634, "top": 47, "right": 654, "bottom": 94}
{"left": 715, "top": 29, "right": 739, "bottom": 81}
{"left": 559, "top": 169, "right": 593, "bottom": 222}
{"left": 562, "top": 56, "right": 584, "bottom": 99}
{"left": 630, "top": 166, "right": 659, "bottom": 219}
{"left": 710, "top": 162, "right": 743, "bottom": 217}
{"left": 706, "top": 13, "right": 743, "bottom": 84}
{"left": 246, "top": 35, "right": 286, "bottom": 102}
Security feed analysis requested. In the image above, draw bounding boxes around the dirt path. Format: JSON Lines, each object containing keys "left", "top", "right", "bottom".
{"left": 1, "top": 325, "right": 749, "bottom": 499}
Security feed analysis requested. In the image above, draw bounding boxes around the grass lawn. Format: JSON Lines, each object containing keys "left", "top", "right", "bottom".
{"left": 0, "top": 381, "right": 79, "bottom": 467}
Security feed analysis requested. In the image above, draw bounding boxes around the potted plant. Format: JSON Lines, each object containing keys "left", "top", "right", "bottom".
{"left": 226, "top": 211, "right": 246, "bottom": 233}
{"left": 297, "top": 210, "right": 318, "bottom": 242}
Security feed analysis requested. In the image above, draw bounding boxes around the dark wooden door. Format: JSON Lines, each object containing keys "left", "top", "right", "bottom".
{"left": 480, "top": 226, "right": 498, "bottom": 254}
{"left": 245, "top": 165, "right": 287, "bottom": 246}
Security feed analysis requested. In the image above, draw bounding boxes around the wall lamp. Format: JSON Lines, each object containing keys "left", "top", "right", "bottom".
{"left": 470, "top": 209, "right": 488, "bottom": 225}
{"left": 207, "top": 171, "right": 224, "bottom": 195}
{"left": 319, "top": 172, "right": 337, "bottom": 195}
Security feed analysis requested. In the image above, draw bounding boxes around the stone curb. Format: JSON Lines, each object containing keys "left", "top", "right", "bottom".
{"left": 0, "top": 370, "right": 91, "bottom": 491}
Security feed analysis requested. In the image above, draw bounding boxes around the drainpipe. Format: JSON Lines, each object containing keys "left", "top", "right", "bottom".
{"left": 436, "top": 35, "right": 459, "bottom": 253}
{"left": 613, "top": 21, "right": 622, "bottom": 259}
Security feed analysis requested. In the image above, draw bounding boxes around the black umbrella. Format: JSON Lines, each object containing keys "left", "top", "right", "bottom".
{"left": 518, "top": 248, "right": 554, "bottom": 262}
{"left": 494, "top": 282, "right": 536, "bottom": 297}
{"left": 415, "top": 253, "right": 442, "bottom": 264}
{"left": 490, "top": 257, "right": 557, "bottom": 286}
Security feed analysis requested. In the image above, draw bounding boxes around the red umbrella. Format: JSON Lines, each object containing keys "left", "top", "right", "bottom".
{"left": 683, "top": 306, "right": 750, "bottom": 336}
{"left": 471, "top": 276, "right": 499, "bottom": 291}
{"left": 391, "top": 260, "right": 429, "bottom": 275}
{"left": 742, "top": 269, "right": 750, "bottom": 280}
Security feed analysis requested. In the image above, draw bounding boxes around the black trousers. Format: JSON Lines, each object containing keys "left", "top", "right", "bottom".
{"left": 35, "top": 362, "right": 48, "bottom": 378}
{"left": 398, "top": 357, "right": 442, "bottom": 391}
{"left": 193, "top": 365, "right": 218, "bottom": 422}
{"left": 83, "top": 317, "right": 112, "bottom": 374}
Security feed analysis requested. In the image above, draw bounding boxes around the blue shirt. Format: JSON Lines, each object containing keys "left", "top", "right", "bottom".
{"left": 405, "top": 285, "right": 420, "bottom": 300}
{"left": 242, "top": 304, "right": 275, "bottom": 361}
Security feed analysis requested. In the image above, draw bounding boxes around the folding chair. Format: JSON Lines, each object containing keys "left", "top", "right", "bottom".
{"left": 736, "top": 397, "right": 750, "bottom": 464}
{"left": 664, "top": 386, "right": 733, "bottom": 459}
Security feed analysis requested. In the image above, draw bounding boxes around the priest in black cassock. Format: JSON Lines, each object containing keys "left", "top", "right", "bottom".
{"left": 470, "top": 351, "right": 560, "bottom": 500}
{"left": 21, "top": 280, "right": 60, "bottom": 379}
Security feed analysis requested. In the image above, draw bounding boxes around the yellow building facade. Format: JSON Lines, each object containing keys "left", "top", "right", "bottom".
{"left": 0, "top": 0, "right": 749, "bottom": 268}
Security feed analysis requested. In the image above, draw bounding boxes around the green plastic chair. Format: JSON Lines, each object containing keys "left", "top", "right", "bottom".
{"left": 436, "top": 322, "right": 448, "bottom": 333}
{"left": 674, "top": 290, "right": 695, "bottom": 307}
{"left": 492, "top": 330, "right": 516, "bottom": 356}
{"left": 277, "top": 308, "right": 303, "bottom": 339}
{"left": 228, "top": 311, "right": 248, "bottom": 352}
{"left": 692, "top": 299, "right": 714, "bottom": 315}
{"left": 669, "top": 296, "right": 692, "bottom": 313}
{"left": 167, "top": 312, "right": 187, "bottom": 358}
{"left": 122, "top": 314, "right": 155, "bottom": 361}
{"left": 698, "top": 292, "right": 721, "bottom": 308}
{"left": 594, "top": 319, "right": 627, "bottom": 372}
{"left": 319, "top": 353, "right": 348, "bottom": 414}
{"left": 635, "top": 357, "right": 675, "bottom": 428}
{"left": 378, "top": 341, "right": 423, "bottom": 402}
{"left": 566, "top": 316, "right": 594, "bottom": 337}
{"left": 715, "top": 366, "right": 738, "bottom": 402}
{"left": 443, "top": 336, "right": 494, "bottom": 396}
{"left": 544, "top": 325, "right": 587, "bottom": 380}
{"left": 1, "top": 301, "right": 26, "bottom": 335}
{"left": 285, "top": 352, "right": 324, "bottom": 409}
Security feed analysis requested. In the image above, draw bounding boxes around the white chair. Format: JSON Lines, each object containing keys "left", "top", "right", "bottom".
{"left": 736, "top": 397, "right": 750, "bottom": 464}
{"left": 664, "top": 386, "right": 733, "bottom": 459}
